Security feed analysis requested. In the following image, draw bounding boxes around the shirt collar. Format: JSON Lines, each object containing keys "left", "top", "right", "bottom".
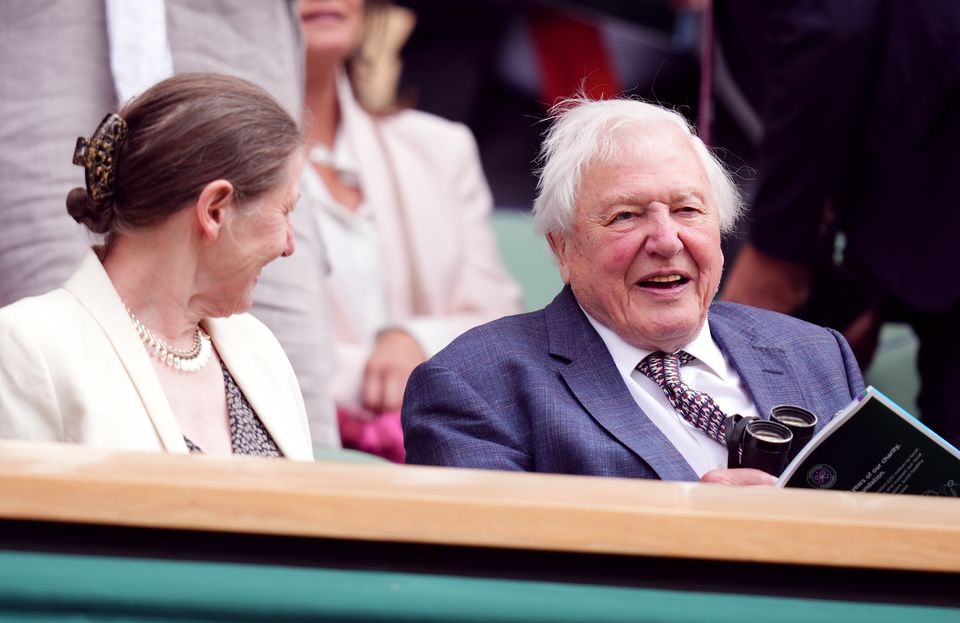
{"left": 581, "top": 307, "right": 727, "bottom": 379}
{"left": 304, "top": 120, "right": 359, "bottom": 181}
{"left": 328, "top": 123, "right": 359, "bottom": 178}
{"left": 302, "top": 158, "right": 371, "bottom": 223}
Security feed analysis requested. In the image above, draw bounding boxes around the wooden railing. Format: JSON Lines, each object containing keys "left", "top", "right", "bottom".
{"left": 0, "top": 440, "right": 957, "bottom": 573}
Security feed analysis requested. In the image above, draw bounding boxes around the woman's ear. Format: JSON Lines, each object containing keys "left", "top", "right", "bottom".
{"left": 195, "top": 180, "right": 236, "bottom": 241}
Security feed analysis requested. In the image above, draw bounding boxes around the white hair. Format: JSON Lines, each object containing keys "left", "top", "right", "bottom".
{"left": 531, "top": 97, "right": 744, "bottom": 235}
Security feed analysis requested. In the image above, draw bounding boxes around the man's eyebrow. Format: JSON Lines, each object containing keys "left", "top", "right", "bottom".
{"left": 673, "top": 190, "right": 706, "bottom": 204}
{"left": 603, "top": 190, "right": 706, "bottom": 207}
{"left": 603, "top": 191, "right": 647, "bottom": 207}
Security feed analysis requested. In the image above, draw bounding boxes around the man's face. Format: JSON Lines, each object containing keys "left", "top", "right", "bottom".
{"left": 549, "top": 126, "right": 723, "bottom": 353}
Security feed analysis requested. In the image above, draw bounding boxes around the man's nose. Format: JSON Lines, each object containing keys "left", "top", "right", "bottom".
{"left": 644, "top": 212, "right": 683, "bottom": 257}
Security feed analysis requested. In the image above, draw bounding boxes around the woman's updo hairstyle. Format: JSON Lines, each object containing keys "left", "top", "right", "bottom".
{"left": 67, "top": 73, "right": 302, "bottom": 237}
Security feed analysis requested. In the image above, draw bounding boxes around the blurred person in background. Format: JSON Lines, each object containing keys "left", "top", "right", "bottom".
{"left": 0, "top": 74, "right": 313, "bottom": 460}
{"left": 253, "top": 0, "right": 522, "bottom": 462}
{"left": 717, "top": 0, "right": 960, "bottom": 446}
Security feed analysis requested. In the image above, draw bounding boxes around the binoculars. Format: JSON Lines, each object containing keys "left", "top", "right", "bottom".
{"left": 725, "top": 406, "right": 818, "bottom": 476}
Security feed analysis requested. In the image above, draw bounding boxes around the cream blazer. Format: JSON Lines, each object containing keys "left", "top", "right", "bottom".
{"left": 255, "top": 76, "right": 522, "bottom": 419}
{"left": 0, "top": 249, "right": 313, "bottom": 460}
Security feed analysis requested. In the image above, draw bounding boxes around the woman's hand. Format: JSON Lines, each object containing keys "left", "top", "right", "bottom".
{"left": 699, "top": 468, "right": 777, "bottom": 486}
{"left": 361, "top": 329, "right": 427, "bottom": 414}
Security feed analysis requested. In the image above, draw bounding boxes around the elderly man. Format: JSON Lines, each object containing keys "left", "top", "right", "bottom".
{"left": 401, "top": 98, "right": 864, "bottom": 484}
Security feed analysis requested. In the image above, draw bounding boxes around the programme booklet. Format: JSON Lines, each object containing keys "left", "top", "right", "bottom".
{"left": 777, "top": 386, "right": 960, "bottom": 496}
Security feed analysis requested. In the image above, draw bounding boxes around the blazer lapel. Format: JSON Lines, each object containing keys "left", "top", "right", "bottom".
{"left": 63, "top": 248, "right": 187, "bottom": 452}
{"left": 292, "top": 165, "right": 365, "bottom": 345}
{"left": 547, "top": 288, "right": 698, "bottom": 481}
{"left": 709, "top": 305, "right": 806, "bottom": 420}
{"left": 204, "top": 318, "right": 304, "bottom": 459}
{"left": 337, "top": 72, "right": 413, "bottom": 320}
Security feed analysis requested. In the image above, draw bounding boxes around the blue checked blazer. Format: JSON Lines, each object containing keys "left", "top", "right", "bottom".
{"left": 401, "top": 286, "right": 865, "bottom": 481}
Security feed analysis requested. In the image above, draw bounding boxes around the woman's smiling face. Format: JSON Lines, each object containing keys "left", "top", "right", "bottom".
{"left": 210, "top": 152, "right": 302, "bottom": 317}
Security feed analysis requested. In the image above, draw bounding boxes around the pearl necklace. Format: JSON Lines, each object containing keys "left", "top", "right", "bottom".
{"left": 126, "top": 306, "right": 212, "bottom": 373}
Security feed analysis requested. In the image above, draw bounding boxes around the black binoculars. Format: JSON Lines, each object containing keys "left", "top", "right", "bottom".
{"left": 725, "top": 406, "right": 818, "bottom": 476}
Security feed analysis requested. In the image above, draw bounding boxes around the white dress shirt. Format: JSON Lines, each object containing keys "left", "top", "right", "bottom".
{"left": 584, "top": 311, "right": 760, "bottom": 476}
{"left": 306, "top": 163, "right": 390, "bottom": 345}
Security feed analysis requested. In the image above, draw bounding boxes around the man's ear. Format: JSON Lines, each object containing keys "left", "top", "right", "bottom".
{"left": 546, "top": 231, "right": 571, "bottom": 284}
{"left": 195, "top": 180, "right": 236, "bottom": 241}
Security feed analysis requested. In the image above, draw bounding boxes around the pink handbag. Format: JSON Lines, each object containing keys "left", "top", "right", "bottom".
{"left": 337, "top": 408, "right": 406, "bottom": 464}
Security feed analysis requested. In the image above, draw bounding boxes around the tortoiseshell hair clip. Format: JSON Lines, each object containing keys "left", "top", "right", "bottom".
{"left": 72, "top": 113, "right": 128, "bottom": 201}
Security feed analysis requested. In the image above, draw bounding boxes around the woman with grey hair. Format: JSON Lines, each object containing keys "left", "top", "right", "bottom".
{"left": 0, "top": 73, "right": 313, "bottom": 459}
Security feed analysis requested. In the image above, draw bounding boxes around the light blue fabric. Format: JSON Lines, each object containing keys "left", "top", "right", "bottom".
{"left": 402, "top": 286, "right": 864, "bottom": 481}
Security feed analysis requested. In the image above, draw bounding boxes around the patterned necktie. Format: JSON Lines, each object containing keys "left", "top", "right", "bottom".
{"left": 637, "top": 351, "right": 727, "bottom": 443}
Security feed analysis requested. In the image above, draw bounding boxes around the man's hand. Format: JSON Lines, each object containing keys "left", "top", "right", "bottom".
{"left": 361, "top": 328, "right": 427, "bottom": 414}
{"left": 721, "top": 244, "right": 812, "bottom": 314}
{"left": 700, "top": 468, "right": 777, "bottom": 486}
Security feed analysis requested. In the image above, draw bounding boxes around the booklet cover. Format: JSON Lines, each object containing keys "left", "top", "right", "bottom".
{"left": 777, "top": 387, "right": 960, "bottom": 496}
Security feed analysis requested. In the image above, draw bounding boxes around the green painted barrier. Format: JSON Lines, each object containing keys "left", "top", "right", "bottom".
{"left": 865, "top": 323, "right": 920, "bottom": 417}
{"left": 492, "top": 210, "right": 563, "bottom": 312}
{"left": 0, "top": 551, "right": 956, "bottom": 622}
